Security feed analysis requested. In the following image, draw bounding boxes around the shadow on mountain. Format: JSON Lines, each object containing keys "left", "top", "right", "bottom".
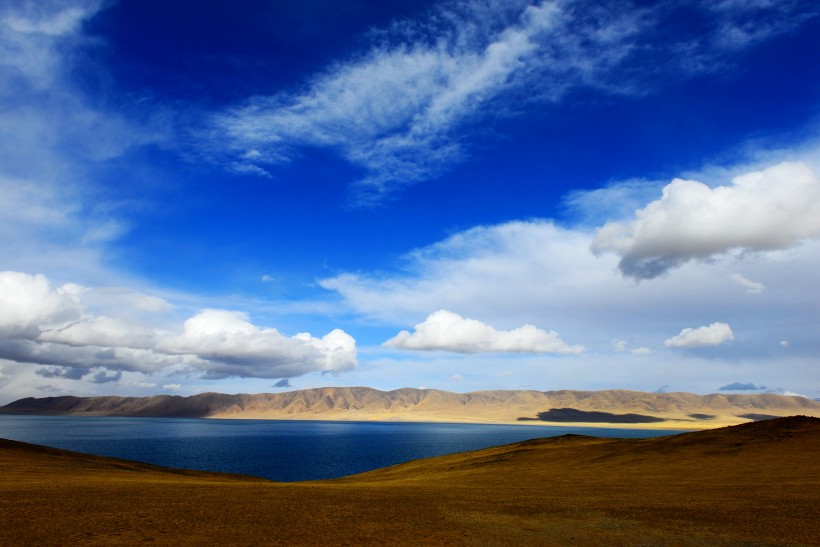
{"left": 739, "top": 413, "right": 779, "bottom": 421}
{"left": 518, "top": 408, "right": 667, "bottom": 424}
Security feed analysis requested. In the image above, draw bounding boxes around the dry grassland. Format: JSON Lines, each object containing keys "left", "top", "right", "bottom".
{"left": 1, "top": 416, "right": 818, "bottom": 545}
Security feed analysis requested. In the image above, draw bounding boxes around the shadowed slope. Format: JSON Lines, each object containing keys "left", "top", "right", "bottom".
{"left": 1, "top": 417, "right": 818, "bottom": 545}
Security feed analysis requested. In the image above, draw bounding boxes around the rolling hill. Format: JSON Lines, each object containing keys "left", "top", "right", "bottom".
{"left": 0, "top": 416, "right": 818, "bottom": 545}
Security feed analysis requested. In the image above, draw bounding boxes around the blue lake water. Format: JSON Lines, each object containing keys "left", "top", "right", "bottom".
{"left": 0, "top": 415, "right": 684, "bottom": 482}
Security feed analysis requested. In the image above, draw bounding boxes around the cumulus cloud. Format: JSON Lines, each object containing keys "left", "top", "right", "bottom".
{"left": 592, "top": 162, "right": 820, "bottom": 279}
{"left": 160, "top": 309, "right": 357, "bottom": 379}
{"left": 0, "top": 271, "right": 84, "bottom": 338}
{"left": 0, "top": 271, "right": 357, "bottom": 381}
{"left": 719, "top": 382, "right": 766, "bottom": 391}
{"left": 212, "top": 0, "right": 813, "bottom": 203}
{"left": 35, "top": 366, "right": 85, "bottom": 380}
{"left": 664, "top": 322, "right": 734, "bottom": 349}
{"left": 273, "top": 379, "right": 291, "bottom": 388}
{"left": 384, "top": 310, "right": 582, "bottom": 355}
{"left": 321, "top": 213, "right": 820, "bottom": 368}
{"left": 40, "top": 316, "right": 159, "bottom": 350}
{"left": 87, "top": 368, "right": 122, "bottom": 384}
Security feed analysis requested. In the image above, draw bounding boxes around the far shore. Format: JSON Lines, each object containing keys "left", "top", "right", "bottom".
{"left": 6, "top": 387, "right": 816, "bottom": 430}
{"left": 205, "top": 412, "right": 750, "bottom": 430}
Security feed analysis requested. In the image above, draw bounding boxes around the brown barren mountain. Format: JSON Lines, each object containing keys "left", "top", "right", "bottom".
{"left": 1, "top": 416, "right": 819, "bottom": 545}
{"left": 3, "top": 387, "right": 820, "bottom": 429}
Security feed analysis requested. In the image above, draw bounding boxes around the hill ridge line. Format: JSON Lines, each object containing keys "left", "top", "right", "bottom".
{"left": 3, "top": 387, "right": 819, "bottom": 429}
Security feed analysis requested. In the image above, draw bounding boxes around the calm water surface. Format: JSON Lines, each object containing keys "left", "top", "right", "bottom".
{"left": 0, "top": 415, "right": 683, "bottom": 481}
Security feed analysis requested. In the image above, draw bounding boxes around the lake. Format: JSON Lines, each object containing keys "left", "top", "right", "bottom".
{"left": 0, "top": 415, "right": 684, "bottom": 481}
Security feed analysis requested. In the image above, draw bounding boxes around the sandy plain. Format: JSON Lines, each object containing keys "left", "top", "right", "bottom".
{"left": 1, "top": 416, "right": 819, "bottom": 545}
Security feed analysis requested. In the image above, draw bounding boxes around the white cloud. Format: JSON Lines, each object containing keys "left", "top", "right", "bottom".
{"left": 664, "top": 322, "right": 734, "bottom": 349}
{"left": 163, "top": 383, "right": 182, "bottom": 392}
{"left": 0, "top": 271, "right": 84, "bottom": 338}
{"left": 322, "top": 214, "right": 820, "bottom": 367}
{"left": 0, "top": 1, "right": 168, "bottom": 286}
{"left": 39, "top": 315, "right": 158, "bottom": 350}
{"left": 214, "top": 0, "right": 585, "bottom": 201}
{"left": 0, "top": 271, "right": 357, "bottom": 381}
{"left": 0, "top": 1, "right": 101, "bottom": 89}
{"left": 611, "top": 339, "right": 651, "bottom": 355}
{"left": 592, "top": 162, "right": 820, "bottom": 279}
{"left": 706, "top": 0, "right": 818, "bottom": 50}
{"left": 384, "top": 310, "right": 582, "bottom": 355}
{"left": 161, "top": 309, "right": 357, "bottom": 379}
{"left": 321, "top": 221, "right": 605, "bottom": 326}
{"left": 765, "top": 388, "right": 811, "bottom": 399}
{"left": 210, "top": 1, "right": 816, "bottom": 203}
{"left": 82, "top": 287, "right": 173, "bottom": 314}
{"left": 780, "top": 340, "right": 790, "bottom": 348}
{"left": 729, "top": 273, "right": 765, "bottom": 294}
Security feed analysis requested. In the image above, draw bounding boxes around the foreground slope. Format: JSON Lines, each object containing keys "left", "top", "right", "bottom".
{"left": 4, "top": 387, "right": 820, "bottom": 428}
{"left": 1, "top": 416, "right": 818, "bottom": 545}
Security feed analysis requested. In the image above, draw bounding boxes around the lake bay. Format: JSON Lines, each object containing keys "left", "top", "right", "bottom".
{"left": 0, "top": 415, "right": 682, "bottom": 481}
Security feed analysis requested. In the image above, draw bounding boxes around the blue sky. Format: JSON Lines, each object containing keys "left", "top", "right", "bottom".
{"left": 1, "top": 0, "right": 819, "bottom": 403}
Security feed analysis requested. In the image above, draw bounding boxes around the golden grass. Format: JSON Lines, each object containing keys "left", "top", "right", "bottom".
{"left": 1, "top": 416, "right": 819, "bottom": 545}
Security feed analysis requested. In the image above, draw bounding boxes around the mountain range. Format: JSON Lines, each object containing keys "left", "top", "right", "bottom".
{"left": 4, "top": 387, "right": 820, "bottom": 428}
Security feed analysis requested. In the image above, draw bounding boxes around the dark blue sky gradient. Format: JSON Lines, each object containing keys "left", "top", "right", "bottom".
{"left": 84, "top": 3, "right": 820, "bottom": 297}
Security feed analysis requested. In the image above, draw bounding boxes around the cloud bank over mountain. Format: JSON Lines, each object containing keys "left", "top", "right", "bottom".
{"left": 0, "top": 271, "right": 356, "bottom": 382}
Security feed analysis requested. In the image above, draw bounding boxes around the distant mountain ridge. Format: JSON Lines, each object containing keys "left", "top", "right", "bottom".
{"left": 3, "top": 387, "right": 819, "bottom": 429}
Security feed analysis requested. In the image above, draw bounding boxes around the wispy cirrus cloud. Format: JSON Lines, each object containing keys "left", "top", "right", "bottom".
{"left": 0, "top": 1, "right": 167, "bottom": 284}
{"left": 729, "top": 273, "right": 765, "bottom": 294}
{"left": 210, "top": 0, "right": 817, "bottom": 204}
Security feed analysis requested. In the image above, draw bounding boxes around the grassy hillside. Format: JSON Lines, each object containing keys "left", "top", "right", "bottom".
{"left": 1, "top": 416, "right": 819, "bottom": 545}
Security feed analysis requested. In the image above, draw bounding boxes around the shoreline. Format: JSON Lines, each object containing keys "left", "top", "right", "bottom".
{"left": 205, "top": 413, "right": 736, "bottom": 430}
